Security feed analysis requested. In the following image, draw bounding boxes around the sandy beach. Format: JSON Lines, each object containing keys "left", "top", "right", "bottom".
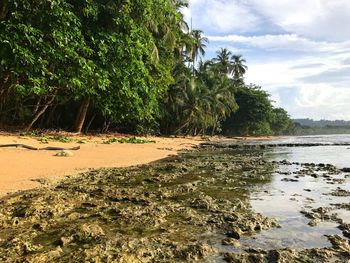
{"left": 0, "top": 133, "right": 204, "bottom": 196}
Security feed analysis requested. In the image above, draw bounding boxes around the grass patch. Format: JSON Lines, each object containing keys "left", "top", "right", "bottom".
{"left": 38, "top": 135, "right": 74, "bottom": 144}
{"left": 102, "top": 136, "right": 156, "bottom": 144}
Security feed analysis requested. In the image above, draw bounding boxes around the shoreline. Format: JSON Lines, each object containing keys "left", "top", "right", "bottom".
{"left": 0, "top": 133, "right": 205, "bottom": 197}
{"left": 0, "top": 132, "right": 277, "bottom": 197}
{"left": 0, "top": 138, "right": 348, "bottom": 262}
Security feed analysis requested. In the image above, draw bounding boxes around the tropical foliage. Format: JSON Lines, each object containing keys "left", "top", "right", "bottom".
{"left": 222, "top": 85, "right": 292, "bottom": 136}
{"left": 0, "top": 0, "right": 293, "bottom": 136}
{"left": 0, "top": 0, "right": 182, "bottom": 132}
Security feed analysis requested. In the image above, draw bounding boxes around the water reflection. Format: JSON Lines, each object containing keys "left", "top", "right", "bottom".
{"left": 242, "top": 145, "right": 350, "bottom": 250}
{"left": 264, "top": 145, "right": 350, "bottom": 168}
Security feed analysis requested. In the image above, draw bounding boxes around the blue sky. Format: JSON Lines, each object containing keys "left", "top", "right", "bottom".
{"left": 183, "top": 0, "right": 350, "bottom": 120}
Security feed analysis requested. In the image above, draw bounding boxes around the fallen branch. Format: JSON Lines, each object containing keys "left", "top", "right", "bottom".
{"left": 0, "top": 144, "right": 80, "bottom": 151}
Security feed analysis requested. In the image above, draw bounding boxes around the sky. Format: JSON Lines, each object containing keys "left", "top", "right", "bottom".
{"left": 182, "top": 0, "right": 350, "bottom": 120}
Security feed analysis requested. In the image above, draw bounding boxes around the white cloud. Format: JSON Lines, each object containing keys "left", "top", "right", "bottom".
{"left": 247, "top": 50, "right": 350, "bottom": 85}
{"left": 250, "top": 0, "right": 350, "bottom": 41}
{"left": 186, "top": 0, "right": 260, "bottom": 33}
{"left": 244, "top": 53, "right": 350, "bottom": 120}
{"left": 291, "top": 84, "right": 350, "bottom": 120}
{"left": 187, "top": 0, "right": 350, "bottom": 40}
{"left": 205, "top": 44, "right": 246, "bottom": 54}
{"left": 208, "top": 34, "right": 350, "bottom": 53}
{"left": 295, "top": 84, "right": 337, "bottom": 108}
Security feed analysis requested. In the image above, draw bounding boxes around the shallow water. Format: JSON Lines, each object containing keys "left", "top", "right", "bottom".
{"left": 225, "top": 135, "right": 350, "bottom": 252}
{"left": 270, "top": 134, "right": 350, "bottom": 145}
{"left": 248, "top": 134, "right": 350, "bottom": 145}
{"left": 264, "top": 145, "right": 350, "bottom": 168}
{"left": 249, "top": 172, "right": 348, "bottom": 250}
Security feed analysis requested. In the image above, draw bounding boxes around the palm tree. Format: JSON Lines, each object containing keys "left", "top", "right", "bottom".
{"left": 196, "top": 59, "right": 213, "bottom": 78}
{"left": 190, "top": 30, "right": 208, "bottom": 65}
{"left": 231, "top": 54, "right": 248, "bottom": 81}
{"left": 164, "top": 49, "right": 241, "bottom": 135}
{"left": 214, "top": 48, "right": 232, "bottom": 75}
{"left": 146, "top": 0, "right": 190, "bottom": 64}
{"left": 162, "top": 62, "right": 192, "bottom": 133}
{"left": 172, "top": 0, "right": 189, "bottom": 9}
{"left": 178, "top": 31, "right": 194, "bottom": 62}
{"left": 183, "top": 62, "right": 237, "bottom": 135}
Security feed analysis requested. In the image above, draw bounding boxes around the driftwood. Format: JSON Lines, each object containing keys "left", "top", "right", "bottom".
{"left": 0, "top": 144, "right": 80, "bottom": 151}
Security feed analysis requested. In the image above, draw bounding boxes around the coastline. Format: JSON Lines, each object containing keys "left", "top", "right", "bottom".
{"left": 0, "top": 133, "right": 277, "bottom": 197}
{"left": 0, "top": 134, "right": 349, "bottom": 262}
{"left": 0, "top": 133, "right": 205, "bottom": 197}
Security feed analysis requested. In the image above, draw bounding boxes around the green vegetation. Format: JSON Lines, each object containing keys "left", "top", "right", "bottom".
{"left": 222, "top": 85, "right": 293, "bottom": 136}
{"left": 287, "top": 121, "right": 350, "bottom": 135}
{"left": 0, "top": 0, "right": 183, "bottom": 133}
{"left": 21, "top": 133, "right": 85, "bottom": 144}
{"left": 102, "top": 137, "right": 155, "bottom": 144}
{"left": 0, "top": 0, "right": 294, "bottom": 136}
{"left": 294, "top": 119, "right": 350, "bottom": 127}
{"left": 38, "top": 135, "right": 74, "bottom": 144}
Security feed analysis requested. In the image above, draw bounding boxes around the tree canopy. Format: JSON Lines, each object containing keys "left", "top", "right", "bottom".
{"left": 0, "top": 0, "right": 294, "bottom": 136}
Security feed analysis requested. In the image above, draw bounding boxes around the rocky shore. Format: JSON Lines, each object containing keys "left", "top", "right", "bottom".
{"left": 200, "top": 141, "right": 350, "bottom": 149}
{"left": 0, "top": 145, "right": 349, "bottom": 262}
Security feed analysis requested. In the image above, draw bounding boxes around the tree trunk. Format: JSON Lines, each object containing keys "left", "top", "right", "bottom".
{"left": 211, "top": 118, "right": 217, "bottom": 136}
{"left": 24, "top": 96, "right": 55, "bottom": 132}
{"left": 101, "top": 116, "right": 111, "bottom": 133}
{"left": 105, "top": 118, "right": 111, "bottom": 133}
{"left": 211, "top": 125, "right": 216, "bottom": 136}
{"left": 32, "top": 97, "right": 42, "bottom": 116}
{"left": 85, "top": 113, "right": 96, "bottom": 133}
{"left": 175, "top": 119, "right": 191, "bottom": 134}
{"left": 0, "top": 72, "right": 10, "bottom": 106}
{"left": 73, "top": 96, "right": 90, "bottom": 133}
{"left": 0, "top": 1, "right": 8, "bottom": 19}
{"left": 46, "top": 104, "right": 57, "bottom": 127}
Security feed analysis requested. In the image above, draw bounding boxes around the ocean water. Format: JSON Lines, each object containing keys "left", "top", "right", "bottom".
{"left": 240, "top": 135, "right": 350, "bottom": 250}
{"left": 231, "top": 134, "right": 350, "bottom": 168}
{"left": 249, "top": 134, "right": 350, "bottom": 145}
{"left": 270, "top": 134, "right": 350, "bottom": 145}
